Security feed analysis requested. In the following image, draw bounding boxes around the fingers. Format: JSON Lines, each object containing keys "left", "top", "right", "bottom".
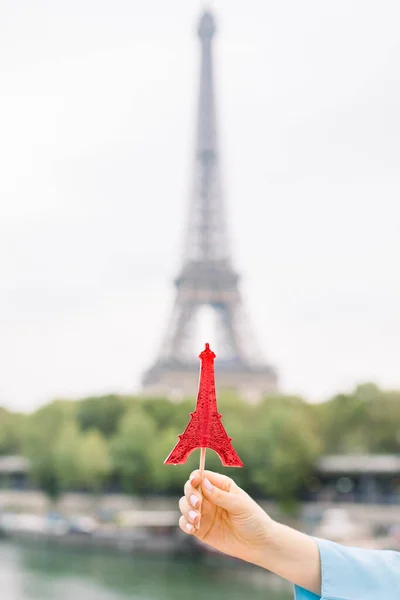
{"left": 187, "top": 470, "right": 242, "bottom": 514}
{"left": 189, "top": 469, "right": 239, "bottom": 493}
{"left": 184, "top": 478, "right": 202, "bottom": 511}
{"left": 202, "top": 478, "right": 242, "bottom": 513}
{"left": 179, "top": 495, "right": 201, "bottom": 529}
{"left": 179, "top": 515, "right": 195, "bottom": 535}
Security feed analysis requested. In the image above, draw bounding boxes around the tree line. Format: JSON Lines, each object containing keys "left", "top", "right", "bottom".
{"left": 0, "top": 383, "right": 399, "bottom": 505}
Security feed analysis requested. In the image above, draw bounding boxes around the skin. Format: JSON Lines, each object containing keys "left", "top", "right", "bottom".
{"left": 179, "top": 469, "right": 322, "bottom": 596}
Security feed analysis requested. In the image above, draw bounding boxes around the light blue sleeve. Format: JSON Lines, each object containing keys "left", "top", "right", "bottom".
{"left": 294, "top": 537, "right": 400, "bottom": 600}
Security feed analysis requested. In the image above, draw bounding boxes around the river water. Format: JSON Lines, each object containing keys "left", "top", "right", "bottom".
{"left": 0, "top": 540, "right": 293, "bottom": 600}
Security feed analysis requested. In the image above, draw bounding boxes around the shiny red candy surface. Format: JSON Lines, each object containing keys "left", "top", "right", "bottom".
{"left": 164, "top": 343, "right": 243, "bottom": 467}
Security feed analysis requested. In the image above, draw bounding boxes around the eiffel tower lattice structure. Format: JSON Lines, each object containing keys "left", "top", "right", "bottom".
{"left": 142, "top": 10, "right": 278, "bottom": 401}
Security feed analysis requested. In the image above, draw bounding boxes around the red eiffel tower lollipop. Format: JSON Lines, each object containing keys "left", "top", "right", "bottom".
{"left": 164, "top": 343, "right": 243, "bottom": 467}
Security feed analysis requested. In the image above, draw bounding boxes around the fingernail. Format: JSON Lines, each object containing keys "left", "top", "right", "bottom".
{"left": 188, "top": 510, "right": 198, "bottom": 521}
{"left": 186, "top": 523, "right": 194, "bottom": 532}
{"left": 190, "top": 494, "right": 199, "bottom": 508}
{"left": 203, "top": 477, "right": 213, "bottom": 491}
{"left": 189, "top": 473, "right": 196, "bottom": 482}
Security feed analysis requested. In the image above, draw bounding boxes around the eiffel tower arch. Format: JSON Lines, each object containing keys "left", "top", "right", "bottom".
{"left": 142, "top": 11, "right": 278, "bottom": 402}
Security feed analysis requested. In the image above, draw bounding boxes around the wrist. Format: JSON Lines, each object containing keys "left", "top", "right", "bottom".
{"left": 253, "top": 520, "right": 321, "bottom": 595}
{"left": 251, "top": 518, "right": 281, "bottom": 570}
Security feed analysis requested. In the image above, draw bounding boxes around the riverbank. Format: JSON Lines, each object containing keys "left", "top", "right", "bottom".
{"left": 1, "top": 490, "right": 399, "bottom": 526}
{"left": 1, "top": 490, "right": 399, "bottom": 555}
{"left": 0, "top": 525, "right": 202, "bottom": 557}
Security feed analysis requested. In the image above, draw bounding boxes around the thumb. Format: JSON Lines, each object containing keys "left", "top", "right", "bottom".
{"left": 201, "top": 473, "right": 242, "bottom": 514}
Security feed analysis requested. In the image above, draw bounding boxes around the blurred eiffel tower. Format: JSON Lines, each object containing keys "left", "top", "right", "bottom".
{"left": 142, "top": 10, "right": 278, "bottom": 401}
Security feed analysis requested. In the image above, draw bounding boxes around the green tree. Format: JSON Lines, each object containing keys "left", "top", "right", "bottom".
{"left": 150, "top": 428, "right": 191, "bottom": 494}
{"left": 315, "top": 384, "right": 400, "bottom": 455}
{"left": 110, "top": 408, "right": 156, "bottom": 494}
{"left": 238, "top": 401, "right": 322, "bottom": 510}
{"left": 11, "top": 384, "right": 400, "bottom": 504}
{"left": 78, "top": 430, "right": 111, "bottom": 492}
{"left": 316, "top": 392, "right": 369, "bottom": 454}
{"left": 140, "top": 397, "right": 182, "bottom": 431}
{"left": 362, "top": 389, "right": 400, "bottom": 453}
{"left": 76, "top": 395, "right": 126, "bottom": 438}
{"left": 0, "top": 408, "right": 27, "bottom": 455}
{"left": 53, "top": 420, "right": 82, "bottom": 490}
{"left": 22, "top": 400, "right": 77, "bottom": 501}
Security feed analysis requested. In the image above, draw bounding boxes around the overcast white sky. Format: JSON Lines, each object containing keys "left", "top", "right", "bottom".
{"left": 0, "top": 0, "right": 399, "bottom": 411}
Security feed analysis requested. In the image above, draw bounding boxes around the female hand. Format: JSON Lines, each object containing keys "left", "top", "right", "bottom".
{"left": 179, "top": 469, "right": 321, "bottom": 595}
{"left": 179, "top": 469, "right": 274, "bottom": 566}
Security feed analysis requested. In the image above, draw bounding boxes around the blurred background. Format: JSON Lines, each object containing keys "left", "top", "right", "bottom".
{"left": 0, "top": 1, "right": 400, "bottom": 599}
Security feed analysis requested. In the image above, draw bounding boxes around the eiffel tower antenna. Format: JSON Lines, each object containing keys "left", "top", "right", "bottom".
{"left": 142, "top": 10, "right": 278, "bottom": 402}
